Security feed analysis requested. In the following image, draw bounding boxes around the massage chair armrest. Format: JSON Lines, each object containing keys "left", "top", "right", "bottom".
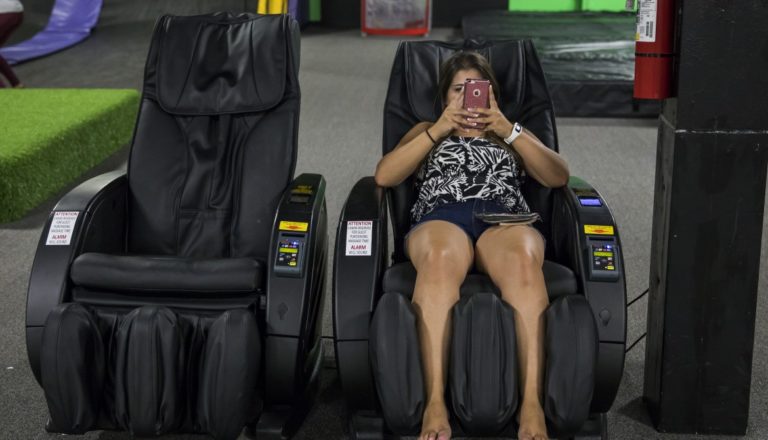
{"left": 333, "top": 176, "right": 389, "bottom": 341}
{"left": 263, "top": 173, "right": 328, "bottom": 403}
{"left": 332, "top": 176, "right": 388, "bottom": 411}
{"left": 265, "top": 172, "right": 327, "bottom": 335}
{"left": 26, "top": 170, "right": 128, "bottom": 383}
{"left": 551, "top": 176, "right": 627, "bottom": 412}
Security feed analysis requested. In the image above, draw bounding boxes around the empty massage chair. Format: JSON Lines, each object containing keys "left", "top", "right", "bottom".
{"left": 333, "top": 39, "right": 626, "bottom": 439}
{"left": 26, "top": 13, "right": 327, "bottom": 439}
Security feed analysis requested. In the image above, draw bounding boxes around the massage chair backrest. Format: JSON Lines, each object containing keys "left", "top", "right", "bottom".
{"left": 127, "top": 13, "right": 300, "bottom": 261}
{"left": 383, "top": 39, "right": 560, "bottom": 263}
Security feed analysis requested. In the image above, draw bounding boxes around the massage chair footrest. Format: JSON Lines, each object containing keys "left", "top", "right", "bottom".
{"left": 40, "top": 303, "right": 261, "bottom": 440}
{"left": 368, "top": 292, "right": 599, "bottom": 437}
{"left": 369, "top": 292, "right": 520, "bottom": 436}
{"left": 545, "top": 295, "right": 599, "bottom": 436}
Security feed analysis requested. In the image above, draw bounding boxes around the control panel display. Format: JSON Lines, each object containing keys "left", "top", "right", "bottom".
{"left": 592, "top": 245, "right": 615, "bottom": 271}
{"left": 587, "top": 238, "right": 620, "bottom": 281}
{"left": 579, "top": 196, "right": 603, "bottom": 207}
{"left": 274, "top": 233, "right": 306, "bottom": 277}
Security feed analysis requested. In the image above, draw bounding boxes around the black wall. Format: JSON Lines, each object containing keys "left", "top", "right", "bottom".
{"left": 321, "top": 0, "right": 507, "bottom": 28}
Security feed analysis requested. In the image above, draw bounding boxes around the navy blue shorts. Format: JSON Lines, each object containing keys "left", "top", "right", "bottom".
{"left": 405, "top": 199, "right": 545, "bottom": 254}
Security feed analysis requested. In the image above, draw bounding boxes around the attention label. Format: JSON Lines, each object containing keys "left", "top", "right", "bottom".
{"left": 46, "top": 211, "right": 79, "bottom": 245}
{"left": 346, "top": 220, "right": 373, "bottom": 256}
{"left": 279, "top": 221, "right": 309, "bottom": 232}
{"left": 584, "top": 225, "right": 615, "bottom": 235}
{"left": 636, "top": 0, "right": 657, "bottom": 42}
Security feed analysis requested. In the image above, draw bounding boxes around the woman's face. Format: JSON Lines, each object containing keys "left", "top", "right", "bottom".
{"left": 445, "top": 68, "right": 484, "bottom": 107}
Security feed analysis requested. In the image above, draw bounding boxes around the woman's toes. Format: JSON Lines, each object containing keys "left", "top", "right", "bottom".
{"left": 420, "top": 401, "right": 451, "bottom": 440}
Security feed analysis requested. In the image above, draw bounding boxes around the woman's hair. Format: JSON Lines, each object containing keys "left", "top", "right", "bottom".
{"left": 434, "top": 51, "right": 525, "bottom": 166}
{"left": 436, "top": 51, "right": 501, "bottom": 109}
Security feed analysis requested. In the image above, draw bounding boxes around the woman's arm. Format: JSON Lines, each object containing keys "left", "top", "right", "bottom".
{"left": 375, "top": 92, "right": 474, "bottom": 187}
{"left": 469, "top": 86, "right": 570, "bottom": 188}
{"left": 507, "top": 128, "right": 570, "bottom": 188}
{"left": 374, "top": 122, "right": 435, "bottom": 188}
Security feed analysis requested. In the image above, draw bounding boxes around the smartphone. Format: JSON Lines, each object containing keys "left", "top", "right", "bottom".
{"left": 463, "top": 79, "right": 490, "bottom": 110}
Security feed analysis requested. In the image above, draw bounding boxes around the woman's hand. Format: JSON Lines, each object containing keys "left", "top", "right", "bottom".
{"left": 430, "top": 89, "right": 476, "bottom": 138}
{"left": 467, "top": 85, "right": 515, "bottom": 139}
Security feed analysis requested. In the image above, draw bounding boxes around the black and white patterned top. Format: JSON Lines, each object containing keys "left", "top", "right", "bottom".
{"left": 411, "top": 135, "right": 531, "bottom": 223}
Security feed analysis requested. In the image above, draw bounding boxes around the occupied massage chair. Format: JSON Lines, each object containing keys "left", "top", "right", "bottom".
{"left": 26, "top": 13, "right": 327, "bottom": 440}
{"left": 333, "top": 39, "right": 626, "bottom": 439}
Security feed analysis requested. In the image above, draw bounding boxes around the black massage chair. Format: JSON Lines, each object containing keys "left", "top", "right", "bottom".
{"left": 26, "top": 13, "right": 326, "bottom": 440}
{"left": 333, "top": 39, "right": 626, "bottom": 439}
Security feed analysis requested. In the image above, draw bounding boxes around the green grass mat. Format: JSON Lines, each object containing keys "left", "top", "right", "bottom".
{"left": 0, "top": 89, "right": 139, "bottom": 223}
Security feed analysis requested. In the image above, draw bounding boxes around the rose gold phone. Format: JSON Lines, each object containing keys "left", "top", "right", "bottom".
{"left": 463, "top": 79, "right": 490, "bottom": 110}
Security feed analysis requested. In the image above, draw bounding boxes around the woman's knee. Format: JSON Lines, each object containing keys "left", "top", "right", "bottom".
{"left": 414, "top": 245, "right": 471, "bottom": 280}
{"left": 490, "top": 246, "right": 543, "bottom": 289}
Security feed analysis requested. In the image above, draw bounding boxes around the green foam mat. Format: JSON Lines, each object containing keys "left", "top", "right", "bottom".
{"left": 0, "top": 89, "right": 139, "bottom": 223}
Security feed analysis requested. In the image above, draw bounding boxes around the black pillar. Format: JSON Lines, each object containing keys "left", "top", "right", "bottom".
{"left": 643, "top": 1, "right": 768, "bottom": 435}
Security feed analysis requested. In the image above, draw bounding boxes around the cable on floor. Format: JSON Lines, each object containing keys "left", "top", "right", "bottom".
{"left": 628, "top": 288, "right": 649, "bottom": 308}
{"left": 625, "top": 332, "right": 647, "bottom": 353}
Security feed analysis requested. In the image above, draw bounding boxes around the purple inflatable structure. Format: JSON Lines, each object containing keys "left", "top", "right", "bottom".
{"left": 288, "top": 0, "right": 309, "bottom": 26}
{"left": 0, "top": 0, "right": 103, "bottom": 65}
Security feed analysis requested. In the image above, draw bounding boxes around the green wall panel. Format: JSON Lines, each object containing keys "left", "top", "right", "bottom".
{"left": 310, "top": 0, "right": 321, "bottom": 21}
{"left": 508, "top": 0, "right": 579, "bottom": 11}
{"left": 508, "top": 0, "right": 631, "bottom": 11}
{"left": 582, "top": 0, "right": 631, "bottom": 11}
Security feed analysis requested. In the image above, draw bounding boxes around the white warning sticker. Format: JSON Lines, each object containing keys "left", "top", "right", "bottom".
{"left": 636, "top": 0, "right": 657, "bottom": 42}
{"left": 345, "top": 220, "right": 373, "bottom": 256}
{"left": 45, "top": 211, "right": 79, "bottom": 245}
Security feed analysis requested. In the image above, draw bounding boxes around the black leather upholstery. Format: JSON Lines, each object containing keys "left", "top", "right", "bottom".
{"left": 450, "top": 293, "right": 518, "bottom": 435}
{"left": 369, "top": 292, "right": 425, "bottom": 433}
{"left": 382, "top": 260, "right": 578, "bottom": 300}
{"left": 154, "top": 15, "right": 292, "bottom": 115}
{"left": 128, "top": 13, "right": 300, "bottom": 261}
{"left": 35, "top": 14, "right": 310, "bottom": 439}
{"left": 544, "top": 295, "right": 598, "bottom": 435}
{"left": 383, "top": 39, "right": 559, "bottom": 262}
{"left": 71, "top": 253, "right": 263, "bottom": 295}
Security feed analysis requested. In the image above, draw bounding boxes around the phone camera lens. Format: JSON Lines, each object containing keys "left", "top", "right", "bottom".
{"left": 473, "top": 89, "right": 481, "bottom": 97}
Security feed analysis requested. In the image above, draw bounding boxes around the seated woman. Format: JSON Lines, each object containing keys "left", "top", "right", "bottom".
{"left": 374, "top": 51, "right": 570, "bottom": 440}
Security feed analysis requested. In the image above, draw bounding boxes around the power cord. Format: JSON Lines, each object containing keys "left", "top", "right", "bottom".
{"left": 628, "top": 288, "right": 649, "bottom": 308}
{"left": 625, "top": 287, "right": 649, "bottom": 353}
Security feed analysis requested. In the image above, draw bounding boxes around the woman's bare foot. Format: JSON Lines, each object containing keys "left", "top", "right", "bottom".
{"left": 419, "top": 400, "right": 451, "bottom": 440}
{"left": 13, "top": 83, "right": 24, "bottom": 88}
{"left": 518, "top": 399, "right": 548, "bottom": 440}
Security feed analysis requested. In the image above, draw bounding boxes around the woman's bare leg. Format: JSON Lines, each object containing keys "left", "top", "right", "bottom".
{"left": 475, "top": 225, "right": 549, "bottom": 440}
{"left": 407, "top": 220, "right": 474, "bottom": 440}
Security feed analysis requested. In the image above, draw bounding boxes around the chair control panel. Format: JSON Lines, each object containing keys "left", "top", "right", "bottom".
{"left": 587, "top": 237, "right": 620, "bottom": 282}
{"left": 274, "top": 232, "right": 306, "bottom": 277}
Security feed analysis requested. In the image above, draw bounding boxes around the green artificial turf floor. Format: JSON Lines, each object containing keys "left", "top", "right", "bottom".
{"left": 0, "top": 89, "right": 139, "bottom": 222}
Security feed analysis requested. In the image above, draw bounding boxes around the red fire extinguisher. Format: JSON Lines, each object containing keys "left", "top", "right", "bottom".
{"left": 633, "top": 0, "right": 676, "bottom": 99}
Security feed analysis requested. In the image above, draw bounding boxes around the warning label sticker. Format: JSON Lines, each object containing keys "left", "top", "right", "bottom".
{"left": 279, "top": 220, "right": 309, "bottom": 232}
{"left": 346, "top": 220, "right": 373, "bottom": 256}
{"left": 46, "top": 211, "right": 79, "bottom": 245}
{"left": 584, "top": 224, "right": 615, "bottom": 236}
{"left": 636, "top": 0, "right": 657, "bottom": 42}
